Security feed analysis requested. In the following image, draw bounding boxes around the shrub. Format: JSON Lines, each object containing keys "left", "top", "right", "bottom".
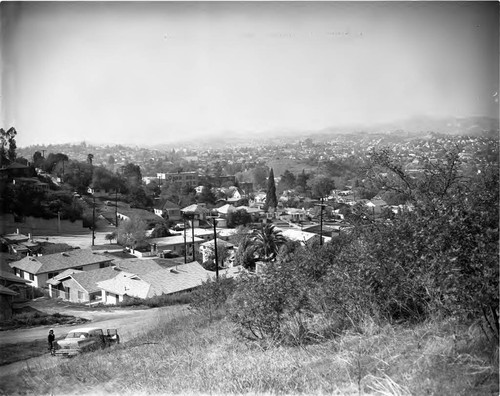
{"left": 228, "top": 262, "right": 315, "bottom": 345}
{"left": 190, "top": 276, "right": 236, "bottom": 320}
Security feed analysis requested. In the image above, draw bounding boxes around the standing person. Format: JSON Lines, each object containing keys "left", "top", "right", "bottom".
{"left": 48, "top": 328, "right": 55, "bottom": 355}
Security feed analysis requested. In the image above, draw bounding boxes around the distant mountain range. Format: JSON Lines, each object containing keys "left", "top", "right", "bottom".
{"left": 153, "top": 115, "right": 499, "bottom": 148}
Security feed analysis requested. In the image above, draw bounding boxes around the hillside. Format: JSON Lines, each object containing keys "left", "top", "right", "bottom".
{"left": 1, "top": 310, "right": 496, "bottom": 395}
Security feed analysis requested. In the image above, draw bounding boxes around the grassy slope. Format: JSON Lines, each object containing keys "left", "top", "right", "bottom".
{"left": 0, "top": 311, "right": 497, "bottom": 396}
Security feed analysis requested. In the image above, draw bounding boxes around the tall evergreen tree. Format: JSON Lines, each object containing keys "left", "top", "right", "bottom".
{"left": 265, "top": 168, "right": 278, "bottom": 210}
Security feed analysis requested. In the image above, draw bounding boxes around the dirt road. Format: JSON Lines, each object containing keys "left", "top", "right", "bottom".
{"left": 0, "top": 304, "right": 188, "bottom": 376}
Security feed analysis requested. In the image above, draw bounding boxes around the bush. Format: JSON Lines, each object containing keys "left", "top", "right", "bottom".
{"left": 228, "top": 262, "right": 316, "bottom": 345}
{"left": 190, "top": 276, "right": 236, "bottom": 320}
{"left": 119, "top": 291, "right": 192, "bottom": 308}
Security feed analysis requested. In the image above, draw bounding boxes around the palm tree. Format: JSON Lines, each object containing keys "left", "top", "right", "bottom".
{"left": 252, "top": 224, "right": 287, "bottom": 262}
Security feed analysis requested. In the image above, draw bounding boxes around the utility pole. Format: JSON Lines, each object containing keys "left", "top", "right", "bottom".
{"left": 315, "top": 197, "right": 326, "bottom": 246}
{"left": 115, "top": 189, "right": 118, "bottom": 228}
{"left": 92, "top": 194, "right": 96, "bottom": 246}
{"left": 207, "top": 211, "right": 219, "bottom": 279}
{"left": 183, "top": 216, "right": 187, "bottom": 264}
{"left": 191, "top": 214, "right": 196, "bottom": 262}
{"left": 213, "top": 218, "right": 219, "bottom": 279}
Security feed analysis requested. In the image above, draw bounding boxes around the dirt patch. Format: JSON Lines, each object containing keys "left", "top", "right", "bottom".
{"left": 0, "top": 310, "right": 89, "bottom": 331}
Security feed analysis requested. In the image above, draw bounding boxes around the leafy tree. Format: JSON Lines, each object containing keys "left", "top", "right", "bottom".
{"left": 92, "top": 166, "right": 126, "bottom": 192}
{"left": 117, "top": 214, "right": 148, "bottom": 249}
{"left": 105, "top": 232, "right": 117, "bottom": 244}
{"left": 227, "top": 209, "right": 252, "bottom": 228}
{"left": 121, "top": 163, "right": 142, "bottom": 188}
{"left": 264, "top": 168, "right": 278, "bottom": 211}
{"left": 64, "top": 161, "right": 93, "bottom": 194}
{"left": 252, "top": 165, "right": 269, "bottom": 190}
{"left": 42, "top": 153, "right": 69, "bottom": 174}
{"left": 150, "top": 223, "right": 172, "bottom": 238}
{"left": 295, "top": 170, "right": 310, "bottom": 193}
{"left": 277, "top": 170, "right": 296, "bottom": 193}
{"left": 197, "top": 185, "right": 216, "bottom": 205}
{"left": 127, "top": 186, "right": 153, "bottom": 209}
{"left": 233, "top": 234, "right": 257, "bottom": 270}
{"left": 6, "top": 127, "right": 17, "bottom": 162}
{"left": 308, "top": 175, "right": 335, "bottom": 199}
{"left": 32, "top": 151, "right": 44, "bottom": 168}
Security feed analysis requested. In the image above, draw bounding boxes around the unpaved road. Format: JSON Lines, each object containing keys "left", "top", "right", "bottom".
{"left": 0, "top": 303, "right": 188, "bottom": 376}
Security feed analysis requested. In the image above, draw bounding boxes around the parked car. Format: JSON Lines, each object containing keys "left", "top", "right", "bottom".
{"left": 54, "top": 327, "right": 120, "bottom": 357}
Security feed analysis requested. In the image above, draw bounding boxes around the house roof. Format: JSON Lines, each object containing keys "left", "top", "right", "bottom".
{"left": 181, "top": 204, "right": 209, "bottom": 215}
{"left": 0, "top": 284, "right": 18, "bottom": 296}
{"left": 149, "top": 235, "right": 205, "bottom": 247}
{"left": 97, "top": 272, "right": 151, "bottom": 299}
{"left": 154, "top": 199, "right": 180, "bottom": 211}
{"left": 216, "top": 204, "right": 235, "bottom": 214}
{"left": 46, "top": 269, "right": 83, "bottom": 285}
{"left": 112, "top": 258, "right": 163, "bottom": 275}
{"left": 9, "top": 249, "right": 112, "bottom": 275}
{"left": 0, "top": 270, "right": 31, "bottom": 284}
{"left": 139, "top": 262, "right": 211, "bottom": 296}
{"left": 200, "top": 239, "right": 235, "bottom": 249}
{"left": 369, "top": 199, "right": 388, "bottom": 207}
{"left": 71, "top": 267, "right": 122, "bottom": 293}
{"left": 1, "top": 233, "right": 29, "bottom": 244}
{"left": 235, "top": 206, "right": 263, "bottom": 214}
{"left": 280, "top": 229, "right": 332, "bottom": 244}
{"left": 47, "top": 267, "right": 120, "bottom": 294}
{"left": 96, "top": 261, "right": 212, "bottom": 298}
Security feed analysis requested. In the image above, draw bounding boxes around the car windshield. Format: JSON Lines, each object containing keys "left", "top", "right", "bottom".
{"left": 66, "top": 332, "right": 89, "bottom": 338}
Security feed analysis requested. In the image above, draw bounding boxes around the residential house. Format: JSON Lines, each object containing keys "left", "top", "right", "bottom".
{"left": 226, "top": 187, "right": 246, "bottom": 205}
{"left": 46, "top": 266, "right": 119, "bottom": 303}
{"left": 0, "top": 270, "right": 31, "bottom": 301}
{"left": 280, "top": 208, "right": 308, "bottom": 223}
{"left": 12, "top": 177, "right": 49, "bottom": 192}
{"left": 181, "top": 204, "right": 210, "bottom": 227}
{"left": 153, "top": 199, "right": 181, "bottom": 221}
{"left": 149, "top": 235, "right": 205, "bottom": 257}
{"left": 1, "top": 232, "right": 40, "bottom": 257}
{"left": 97, "top": 261, "right": 211, "bottom": 304}
{"left": 46, "top": 259, "right": 164, "bottom": 303}
{"left": 9, "top": 249, "right": 113, "bottom": 289}
{"left": 365, "top": 197, "right": 388, "bottom": 215}
{"left": 250, "top": 192, "right": 267, "bottom": 209}
{"left": 280, "top": 228, "right": 331, "bottom": 246}
{"left": 0, "top": 285, "right": 18, "bottom": 320}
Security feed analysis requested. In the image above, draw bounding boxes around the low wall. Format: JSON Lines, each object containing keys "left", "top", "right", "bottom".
{"left": 0, "top": 214, "right": 86, "bottom": 236}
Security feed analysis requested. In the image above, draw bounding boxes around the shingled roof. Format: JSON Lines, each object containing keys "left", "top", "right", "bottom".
{"left": 9, "top": 249, "right": 113, "bottom": 275}
{"left": 97, "top": 261, "right": 212, "bottom": 299}
{"left": 140, "top": 262, "right": 211, "bottom": 296}
{"left": 111, "top": 258, "right": 163, "bottom": 275}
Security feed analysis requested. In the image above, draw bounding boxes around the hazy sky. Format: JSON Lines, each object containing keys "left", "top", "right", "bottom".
{"left": 1, "top": 1, "right": 498, "bottom": 147}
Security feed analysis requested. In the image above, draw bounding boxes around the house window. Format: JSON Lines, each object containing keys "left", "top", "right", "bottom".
{"left": 19, "top": 270, "right": 24, "bottom": 278}
{"left": 29, "top": 273, "right": 34, "bottom": 281}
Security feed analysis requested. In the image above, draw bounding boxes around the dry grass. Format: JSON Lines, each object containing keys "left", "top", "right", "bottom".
{"left": 0, "top": 312, "right": 497, "bottom": 396}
